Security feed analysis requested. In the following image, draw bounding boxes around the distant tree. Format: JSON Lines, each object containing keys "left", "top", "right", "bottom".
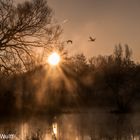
{"left": 0, "top": 0, "right": 61, "bottom": 74}
{"left": 70, "top": 54, "right": 88, "bottom": 74}
{"left": 104, "top": 44, "right": 136, "bottom": 112}
{"left": 114, "top": 44, "right": 123, "bottom": 65}
{"left": 87, "top": 44, "right": 140, "bottom": 111}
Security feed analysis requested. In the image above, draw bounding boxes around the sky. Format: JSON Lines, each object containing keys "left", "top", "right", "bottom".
{"left": 48, "top": 0, "right": 140, "bottom": 62}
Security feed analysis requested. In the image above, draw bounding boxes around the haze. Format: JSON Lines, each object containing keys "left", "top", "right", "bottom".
{"left": 48, "top": 0, "right": 140, "bottom": 62}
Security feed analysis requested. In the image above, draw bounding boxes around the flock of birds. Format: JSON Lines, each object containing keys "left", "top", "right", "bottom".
{"left": 66, "top": 36, "right": 96, "bottom": 44}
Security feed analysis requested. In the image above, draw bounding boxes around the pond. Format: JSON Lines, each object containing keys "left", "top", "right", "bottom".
{"left": 0, "top": 112, "right": 140, "bottom": 140}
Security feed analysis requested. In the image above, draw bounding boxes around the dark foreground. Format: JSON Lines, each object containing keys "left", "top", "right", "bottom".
{"left": 0, "top": 111, "right": 140, "bottom": 140}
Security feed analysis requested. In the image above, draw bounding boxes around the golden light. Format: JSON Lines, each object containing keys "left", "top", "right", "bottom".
{"left": 48, "top": 52, "right": 60, "bottom": 66}
{"left": 52, "top": 122, "right": 57, "bottom": 136}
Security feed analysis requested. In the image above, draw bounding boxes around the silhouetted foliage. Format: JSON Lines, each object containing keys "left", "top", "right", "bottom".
{"left": 0, "top": 0, "right": 61, "bottom": 74}
{"left": 0, "top": 44, "right": 140, "bottom": 117}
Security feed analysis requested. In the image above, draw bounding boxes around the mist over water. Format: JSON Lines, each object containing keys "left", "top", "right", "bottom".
{"left": 1, "top": 112, "right": 140, "bottom": 140}
{"left": 0, "top": 0, "right": 140, "bottom": 140}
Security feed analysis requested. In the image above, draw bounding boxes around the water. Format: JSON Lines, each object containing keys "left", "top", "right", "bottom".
{"left": 0, "top": 112, "right": 140, "bottom": 140}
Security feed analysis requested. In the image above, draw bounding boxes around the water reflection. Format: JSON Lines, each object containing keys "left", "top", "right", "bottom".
{"left": 0, "top": 113, "right": 140, "bottom": 140}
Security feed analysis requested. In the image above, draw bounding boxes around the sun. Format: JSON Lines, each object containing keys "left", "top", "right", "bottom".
{"left": 48, "top": 52, "right": 61, "bottom": 66}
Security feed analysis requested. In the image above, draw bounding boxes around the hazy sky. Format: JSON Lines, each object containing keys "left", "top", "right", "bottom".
{"left": 48, "top": 0, "right": 140, "bottom": 61}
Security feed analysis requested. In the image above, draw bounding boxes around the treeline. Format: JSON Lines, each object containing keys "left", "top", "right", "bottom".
{"left": 0, "top": 44, "right": 140, "bottom": 117}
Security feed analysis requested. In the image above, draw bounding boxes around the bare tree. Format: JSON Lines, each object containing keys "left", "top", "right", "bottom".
{"left": 0, "top": 0, "right": 62, "bottom": 74}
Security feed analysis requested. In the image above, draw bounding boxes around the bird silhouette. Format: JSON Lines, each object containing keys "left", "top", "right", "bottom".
{"left": 89, "top": 36, "right": 96, "bottom": 42}
{"left": 67, "top": 40, "right": 73, "bottom": 44}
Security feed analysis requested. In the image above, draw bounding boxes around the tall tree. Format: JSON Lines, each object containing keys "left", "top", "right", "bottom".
{"left": 0, "top": 0, "right": 61, "bottom": 74}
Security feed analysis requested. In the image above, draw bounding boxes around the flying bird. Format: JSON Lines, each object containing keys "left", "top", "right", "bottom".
{"left": 67, "top": 40, "right": 73, "bottom": 44}
{"left": 89, "top": 36, "right": 96, "bottom": 42}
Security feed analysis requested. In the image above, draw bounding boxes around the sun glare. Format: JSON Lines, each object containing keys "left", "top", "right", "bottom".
{"left": 48, "top": 52, "right": 61, "bottom": 66}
